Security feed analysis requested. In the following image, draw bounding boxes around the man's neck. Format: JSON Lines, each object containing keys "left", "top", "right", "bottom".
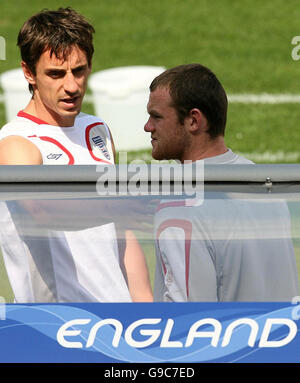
{"left": 181, "top": 135, "right": 227, "bottom": 163}
{"left": 23, "top": 99, "right": 76, "bottom": 127}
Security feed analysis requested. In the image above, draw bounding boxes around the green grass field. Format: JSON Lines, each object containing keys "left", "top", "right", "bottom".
{"left": 1, "top": 0, "right": 300, "bottom": 162}
{"left": 1, "top": 0, "right": 300, "bottom": 301}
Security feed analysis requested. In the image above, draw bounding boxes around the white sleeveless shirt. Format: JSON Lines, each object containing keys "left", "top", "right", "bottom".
{"left": 0, "top": 111, "right": 114, "bottom": 164}
{"left": 0, "top": 111, "right": 132, "bottom": 303}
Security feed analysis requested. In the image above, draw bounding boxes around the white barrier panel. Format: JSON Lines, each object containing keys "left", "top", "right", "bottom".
{"left": 89, "top": 66, "right": 166, "bottom": 151}
{"left": 0, "top": 68, "right": 31, "bottom": 122}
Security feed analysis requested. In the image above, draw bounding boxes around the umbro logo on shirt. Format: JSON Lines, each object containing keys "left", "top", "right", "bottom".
{"left": 47, "top": 153, "right": 63, "bottom": 160}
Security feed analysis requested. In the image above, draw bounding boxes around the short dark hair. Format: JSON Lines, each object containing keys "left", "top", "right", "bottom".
{"left": 150, "top": 64, "right": 228, "bottom": 138}
{"left": 17, "top": 7, "right": 95, "bottom": 93}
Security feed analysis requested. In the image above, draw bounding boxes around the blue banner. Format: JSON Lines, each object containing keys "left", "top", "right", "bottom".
{"left": 0, "top": 302, "right": 300, "bottom": 363}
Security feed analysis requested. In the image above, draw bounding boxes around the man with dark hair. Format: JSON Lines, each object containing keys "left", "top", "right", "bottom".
{"left": 0, "top": 7, "right": 98, "bottom": 162}
{"left": 0, "top": 8, "right": 153, "bottom": 303}
{"left": 150, "top": 63, "right": 227, "bottom": 137}
{"left": 145, "top": 63, "right": 247, "bottom": 164}
{"left": 18, "top": 7, "right": 95, "bottom": 96}
{"left": 145, "top": 64, "right": 299, "bottom": 302}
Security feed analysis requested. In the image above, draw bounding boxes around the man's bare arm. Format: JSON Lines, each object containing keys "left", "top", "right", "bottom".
{"left": 0, "top": 136, "right": 43, "bottom": 165}
{"left": 123, "top": 230, "right": 153, "bottom": 302}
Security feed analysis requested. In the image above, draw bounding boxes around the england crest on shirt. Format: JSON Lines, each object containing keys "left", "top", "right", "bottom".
{"left": 91, "top": 135, "right": 111, "bottom": 160}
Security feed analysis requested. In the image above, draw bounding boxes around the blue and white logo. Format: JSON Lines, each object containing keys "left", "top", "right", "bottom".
{"left": 1, "top": 302, "right": 300, "bottom": 363}
{"left": 91, "top": 135, "right": 111, "bottom": 160}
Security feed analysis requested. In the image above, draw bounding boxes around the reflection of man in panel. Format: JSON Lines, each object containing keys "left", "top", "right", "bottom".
{"left": 0, "top": 8, "right": 152, "bottom": 303}
{"left": 144, "top": 63, "right": 299, "bottom": 301}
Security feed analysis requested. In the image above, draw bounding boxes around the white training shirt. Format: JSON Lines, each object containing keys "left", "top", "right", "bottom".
{"left": 0, "top": 110, "right": 114, "bottom": 164}
{"left": 0, "top": 111, "right": 132, "bottom": 303}
{"left": 154, "top": 151, "right": 299, "bottom": 302}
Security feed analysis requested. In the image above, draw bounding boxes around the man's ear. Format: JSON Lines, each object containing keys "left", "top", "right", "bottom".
{"left": 187, "top": 108, "right": 208, "bottom": 134}
{"left": 21, "top": 61, "right": 36, "bottom": 86}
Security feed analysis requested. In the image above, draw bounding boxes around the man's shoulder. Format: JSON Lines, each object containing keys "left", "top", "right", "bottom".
{"left": 0, "top": 135, "right": 42, "bottom": 165}
{"left": 204, "top": 149, "right": 254, "bottom": 164}
{"left": 0, "top": 115, "right": 43, "bottom": 164}
{"left": 230, "top": 152, "right": 254, "bottom": 164}
{"left": 0, "top": 115, "right": 37, "bottom": 138}
{"left": 75, "top": 112, "right": 107, "bottom": 127}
